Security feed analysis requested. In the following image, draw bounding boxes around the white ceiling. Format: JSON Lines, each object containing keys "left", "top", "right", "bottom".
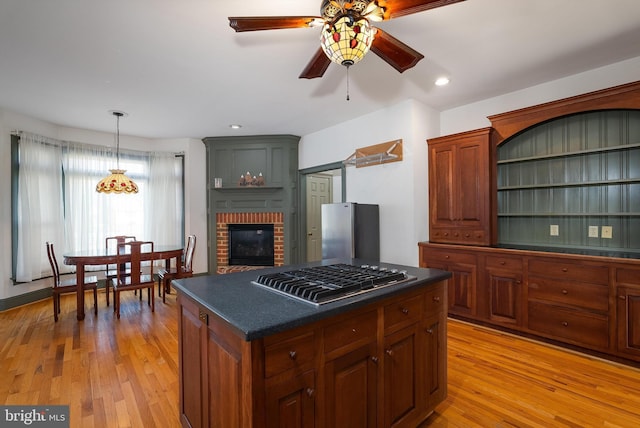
{"left": 1, "top": 0, "right": 639, "bottom": 140}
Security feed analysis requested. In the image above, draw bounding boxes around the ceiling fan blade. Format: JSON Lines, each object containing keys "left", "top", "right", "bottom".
{"left": 299, "top": 48, "right": 332, "bottom": 79}
{"left": 228, "top": 16, "right": 321, "bottom": 32}
{"left": 370, "top": 28, "right": 424, "bottom": 73}
{"left": 381, "top": 0, "right": 466, "bottom": 19}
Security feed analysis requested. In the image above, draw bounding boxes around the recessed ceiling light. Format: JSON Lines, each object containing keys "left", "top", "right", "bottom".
{"left": 435, "top": 77, "right": 450, "bottom": 86}
{"left": 229, "top": 124, "right": 242, "bottom": 129}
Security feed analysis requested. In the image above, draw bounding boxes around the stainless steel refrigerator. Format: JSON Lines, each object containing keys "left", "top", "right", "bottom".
{"left": 321, "top": 202, "right": 380, "bottom": 261}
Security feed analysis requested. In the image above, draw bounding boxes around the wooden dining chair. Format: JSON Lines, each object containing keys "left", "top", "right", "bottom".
{"left": 104, "top": 235, "right": 136, "bottom": 306}
{"left": 157, "top": 235, "right": 196, "bottom": 303}
{"left": 46, "top": 242, "right": 98, "bottom": 322}
{"left": 111, "top": 240, "right": 155, "bottom": 319}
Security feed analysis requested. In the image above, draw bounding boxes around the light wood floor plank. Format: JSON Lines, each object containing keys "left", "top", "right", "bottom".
{"left": 2, "top": 290, "right": 640, "bottom": 427}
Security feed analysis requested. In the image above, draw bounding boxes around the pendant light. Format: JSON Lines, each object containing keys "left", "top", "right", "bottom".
{"left": 96, "top": 111, "right": 139, "bottom": 194}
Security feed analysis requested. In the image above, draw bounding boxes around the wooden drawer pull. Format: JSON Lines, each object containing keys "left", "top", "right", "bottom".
{"left": 401, "top": 307, "right": 409, "bottom": 315}
{"left": 562, "top": 321, "right": 569, "bottom": 327}
{"left": 289, "top": 351, "right": 297, "bottom": 360}
{"left": 445, "top": 255, "right": 450, "bottom": 259}
{"left": 561, "top": 289, "right": 568, "bottom": 295}
{"left": 562, "top": 268, "right": 568, "bottom": 272}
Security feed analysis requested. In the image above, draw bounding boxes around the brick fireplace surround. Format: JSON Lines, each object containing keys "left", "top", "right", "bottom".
{"left": 216, "top": 212, "right": 284, "bottom": 274}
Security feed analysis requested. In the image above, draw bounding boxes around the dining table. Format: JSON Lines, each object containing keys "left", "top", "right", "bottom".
{"left": 63, "top": 244, "right": 184, "bottom": 320}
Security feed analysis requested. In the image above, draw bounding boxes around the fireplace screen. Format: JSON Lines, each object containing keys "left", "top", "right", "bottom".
{"left": 228, "top": 224, "right": 275, "bottom": 266}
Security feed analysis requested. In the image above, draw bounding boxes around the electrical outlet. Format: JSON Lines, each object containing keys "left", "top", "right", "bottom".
{"left": 588, "top": 226, "right": 599, "bottom": 238}
{"left": 550, "top": 224, "right": 559, "bottom": 236}
{"left": 602, "top": 226, "right": 613, "bottom": 239}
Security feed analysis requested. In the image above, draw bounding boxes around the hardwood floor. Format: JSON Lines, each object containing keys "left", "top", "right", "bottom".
{"left": 2, "top": 290, "right": 640, "bottom": 427}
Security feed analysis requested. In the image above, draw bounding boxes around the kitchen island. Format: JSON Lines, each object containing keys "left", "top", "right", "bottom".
{"left": 172, "top": 259, "right": 451, "bottom": 428}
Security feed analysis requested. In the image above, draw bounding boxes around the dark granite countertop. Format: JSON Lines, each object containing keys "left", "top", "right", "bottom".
{"left": 172, "top": 258, "right": 451, "bottom": 341}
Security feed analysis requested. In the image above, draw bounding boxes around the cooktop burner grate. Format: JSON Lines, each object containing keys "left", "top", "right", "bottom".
{"left": 253, "top": 263, "right": 414, "bottom": 305}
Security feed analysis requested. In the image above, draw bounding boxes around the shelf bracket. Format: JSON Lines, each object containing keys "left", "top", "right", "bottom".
{"left": 343, "top": 139, "right": 403, "bottom": 168}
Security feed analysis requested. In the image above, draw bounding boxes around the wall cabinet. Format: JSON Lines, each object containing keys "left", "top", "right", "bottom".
{"left": 178, "top": 281, "right": 447, "bottom": 427}
{"left": 419, "top": 242, "right": 640, "bottom": 365}
{"left": 427, "top": 128, "right": 495, "bottom": 246}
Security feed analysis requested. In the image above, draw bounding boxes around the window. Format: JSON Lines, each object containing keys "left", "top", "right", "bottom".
{"left": 12, "top": 132, "right": 184, "bottom": 282}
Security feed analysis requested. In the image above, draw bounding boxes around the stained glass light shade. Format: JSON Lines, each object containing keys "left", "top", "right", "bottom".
{"left": 96, "top": 110, "right": 139, "bottom": 194}
{"left": 96, "top": 169, "right": 138, "bottom": 194}
{"left": 320, "top": 14, "right": 375, "bottom": 67}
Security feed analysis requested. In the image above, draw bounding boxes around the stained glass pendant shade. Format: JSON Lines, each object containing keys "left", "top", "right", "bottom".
{"left": 96, "top": 111, "right": 139, "bottom": 194}
{"left": 320, "top": 13, "right": 375, "bottom": 67}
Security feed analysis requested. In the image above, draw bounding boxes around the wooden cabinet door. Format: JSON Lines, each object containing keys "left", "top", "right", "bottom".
{"left": 487, "top": 269, "right": 522, "bottom": 326}
{"left": 178, "top": 296, "right": 207, "bottom": 428}
{"left": 617, "top": 286, "right": 640, "bottom": 358}
{"left": 266, "top": 370, "right": 315, "bottom": 428}
{"left": 324, "top": 342, "right": 378, "bottom": 428}
{"left": 384, "top": 325, "right": 422, "bottom": 428}
{"left": 424, "top": 316, "right": 447, "bottom": 410}
{"left": 448, "top": 263, "right": 477, "bottom": 317}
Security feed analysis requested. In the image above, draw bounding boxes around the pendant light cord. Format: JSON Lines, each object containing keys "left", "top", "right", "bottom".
{"left": 346, "top": 65, "right": 350, "bottom": 101}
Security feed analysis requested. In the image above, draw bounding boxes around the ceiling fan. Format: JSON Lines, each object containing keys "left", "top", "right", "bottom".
{"left": 229, "top": 0, "right": 465, "bottom": 79}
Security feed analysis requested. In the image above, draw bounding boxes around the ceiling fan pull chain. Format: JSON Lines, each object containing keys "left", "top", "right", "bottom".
{"left": 346, "top": 65, "right": 350, "bottom": 101}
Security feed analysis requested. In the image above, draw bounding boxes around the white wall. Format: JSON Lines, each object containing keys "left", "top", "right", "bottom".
{"left": 440, "top": 56, "right": 640, "bottom": 135}
{"left": 0, "top": 110, "right": 207, "bottom": 301}
{"left": 299, "top": 99, "right": 440, "bottom": 267}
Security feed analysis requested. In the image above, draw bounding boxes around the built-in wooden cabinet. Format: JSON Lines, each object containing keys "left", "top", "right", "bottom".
{"left": 178, "top": 281, "right": 447, "bottom": 427}
{"left": 419, "top": 242, "right": 640, "bottom": 364}
{"left": 427, "top": 128, "right": 495, "bottom": 246}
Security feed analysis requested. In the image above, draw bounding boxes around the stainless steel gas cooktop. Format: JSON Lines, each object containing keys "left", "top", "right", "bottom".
{"left": 253, "top": 263, "right": 415, "bottom": 305}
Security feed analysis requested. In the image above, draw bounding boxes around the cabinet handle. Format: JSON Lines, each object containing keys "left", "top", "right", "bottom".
{"left": 619, "top": 295, "right": 627, "bottom": 300}
{"left": 561, "top": 268, "right": 568, "bottom": 273}
{"left": 515, "top": 280, "right": 521, "bottom": 285}
{"left": 432, "top": 296, "right": 441, "bottom": 303}
{"left": 426, "top": 328, "right": 434, "bottom": 335}
{"left": 306, "top": 388, "right": 315, "bottom": 398}
{"left": 500, "top": 261, "right": 506, "bottom": 265}
{"left": 198, "top": 310, "right": 208, "bottom": 324}
{"left": 562, "top": 321, "right": 569, "bottom": 327}
{"left": 561, "top": 289, "right": 568, "bottom": 295}
{"left": 401, "top": 307, "right": 409, "bottom": 315}
{"left": 371, "top": 356, "right": 379, "bottom": 364}
{"left": 445, "top": 255, "right": 450, "bottom": 259}
{"left": 385, "top": 349, "right": 393, "bottom": 356}
{"left": 289, "top": 351, "right": 297, "bottom": 360}
{"left": 465, "top": 233, "right": 471, "bottom": 238}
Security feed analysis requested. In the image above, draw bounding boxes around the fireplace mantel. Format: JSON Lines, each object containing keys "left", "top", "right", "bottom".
{"left": 202, "top": 134, "right": 299, "bottom": 273}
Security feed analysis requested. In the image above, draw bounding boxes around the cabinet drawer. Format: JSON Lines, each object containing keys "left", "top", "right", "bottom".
{"left": 528, "top": 260, "right": 608, "bottom": 284}
{"left": 430, "top": 228, "right": 486, "bottom": 244}
{"left": 384, "top": 294, "right": 423, "bottom": 331}
{"left": 528, "top": 276, "right": 608, "bottom": 312}
{"left": 485, "top": 255, "right": 523, "bottom": 271}
{"left": 424, "top": 283, "right": 446, "bottom": 313}
{"left": 528, "top": 301, "right": 609, "bottom": 349}
{"left": 424, "top": 250, "right": 476, "bottom": 265}
{"left": 264, "top": 331, "right": 316, "bottom": 378}
{"left": 616, "top": 268, "right": 640, "bottom": 286}
{"left": 324, "top": 310, "right": 377, "bottom": 355}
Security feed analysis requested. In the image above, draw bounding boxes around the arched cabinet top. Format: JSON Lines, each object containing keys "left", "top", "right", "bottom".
{"left": 488, "top": 80, "right": 640, "bottom": 146}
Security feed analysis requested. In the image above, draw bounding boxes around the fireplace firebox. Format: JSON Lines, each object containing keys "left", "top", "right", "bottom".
{"left": 228, "top": 224, "right": 275, "bottom": 266}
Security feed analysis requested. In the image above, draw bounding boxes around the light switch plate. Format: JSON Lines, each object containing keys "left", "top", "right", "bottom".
{"left": 588, "top": 226, "right": 599, "bottom": 238}
{"left": 550, "top": 225, "right": 559, "bottom": 236}
{"left": 602, "top": 226, "right": 613, "bottom": 239}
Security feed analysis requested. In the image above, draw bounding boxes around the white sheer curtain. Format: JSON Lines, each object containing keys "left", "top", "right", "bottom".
{"left": 144, "top": 152, "right": 183, "bottom": 246}
{"left": 15, "top": 133, "right": 184, "bottom": 281}
{"left": 15, "top": 132, "right": 65, "bottom": 281}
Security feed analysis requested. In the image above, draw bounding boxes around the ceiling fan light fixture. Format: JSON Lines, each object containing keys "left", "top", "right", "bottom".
{"left": 320, "top": 14, "right": 375, "bottom": 67}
